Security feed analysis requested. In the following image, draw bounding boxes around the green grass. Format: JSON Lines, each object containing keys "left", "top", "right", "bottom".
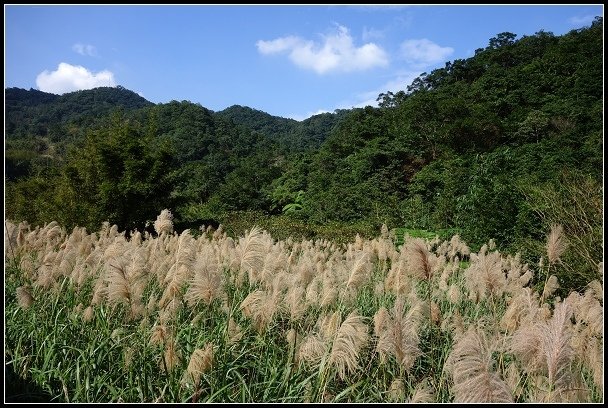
{"left": 392, "top": 228, "right": 461, "bottom": 247}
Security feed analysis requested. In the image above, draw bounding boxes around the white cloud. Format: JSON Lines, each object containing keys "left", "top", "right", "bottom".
{"left": 362, "top": 26, "right": 384, "bottom": 42}
{"left": 286, "top": 109, "right": 331, "bottom": 121}
{"left": 568, "top": 14, "right": 597, "bottom": 26}
{"left": 36, "top": 62, "right": 116, "bottom": 94}
{"left": 256, "top": 24, "right": 389, "bottom": 74}
{"left": 256, "top": 36, "right": 301, "bottom": 54}
{"left": 72, "top": 43, "right": 98, "bottom": 57}
{"left": 400, "top": 39, "right": 454, "bottom": 68}
{"left": 349, "top": 71, "right": 422, "bottom": 108}
{"left": 291, "top": 71, "right": 421, "bottom": 121}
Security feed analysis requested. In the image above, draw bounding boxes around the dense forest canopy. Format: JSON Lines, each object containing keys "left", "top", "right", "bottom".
{"left": 4, "top": 17, "right": 603, "bottom": 293}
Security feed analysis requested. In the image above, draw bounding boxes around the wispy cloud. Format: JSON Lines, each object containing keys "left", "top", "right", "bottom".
{"left": 400, "top": 39, "right": 454, "bottom": 68}
{"left": 286, "top": 108, "right": 332, "bottom": 121}
{"left": 350, "top": 5, "right": 412, "bottom": 12}
{"left": 290, "top": 70, "right": 422, "bottom": 121}
{"left": 568, "top": 14, "right": 597, "bottom": 26}
{"left": 348, "top": 71, "right": 422, "bottom": 109}
{"left": 257, "top": 24, "right": 389, "bottom": 74}
{"left": 72, "top": 43, "right": 98, "bottom": 57}
{"left": 36, "top": 62, "right": 116, "bottom": 94}
{"left": 362, "top": 26, "right": 385, "bottom": 42}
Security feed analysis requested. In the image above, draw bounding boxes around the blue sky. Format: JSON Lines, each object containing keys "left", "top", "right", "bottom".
{"left": 4, "top": 4, "right": 603, "bottom": 120}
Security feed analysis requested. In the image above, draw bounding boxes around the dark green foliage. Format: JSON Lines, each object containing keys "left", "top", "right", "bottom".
{"left": 215, "top": 104, "right": 349, "bottom": 152}
{"left": 5, "top": 86, "right": 153, "bottom": 139}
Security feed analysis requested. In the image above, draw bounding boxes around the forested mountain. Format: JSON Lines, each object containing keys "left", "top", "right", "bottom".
{"left": 5, "top": 17, "right": 603, "bottom": 293}
{"left": 215, "top": 105, "right": 298, "bottom": 142}
{"left": 5, "top": 85, "right": 154, "bottom": 138}
{"left": 215, "top": 104, "right": 350, "bottom": 151}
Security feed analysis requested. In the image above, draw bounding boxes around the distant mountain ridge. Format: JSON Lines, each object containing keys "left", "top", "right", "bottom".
{"left": 5, "top": 86, "right": 349, "bottom": 152}
{"left": 5, "top": 86, "right": 155, "bottom": 138}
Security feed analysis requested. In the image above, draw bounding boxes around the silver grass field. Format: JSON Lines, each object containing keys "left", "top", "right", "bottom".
{"left": 4, "top": 210, "right": 603, "bottom": 402}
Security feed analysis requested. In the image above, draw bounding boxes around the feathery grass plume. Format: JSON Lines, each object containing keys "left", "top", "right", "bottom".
{"left": 150, "top": 324, "right": 170, "bottom": 347}
{"left": 236, "top": 226, "right": 266, "bottom": 285}
{"left": 380, "top": 223, "right": 389, "bottom": 239}
{"left": 540, "top": 274, "right": 560, "bottom": 303}
{"left": 107, "top": 245, "right": 148, "bottom": 320}
{"left": 569, "top": 328, "right": 602, "bottom": 397}
{"left": 375, "top": 238, "right": 390, "bottom": 269}
{"left": 579, "top": 335, "right": 603, "bottom": 394}
{"left": 295, "top": 254, "right": 315, "bottom": 288}
{"left": 444, "top": 309, "right": 466, "bottom": 339}
{"left": 448, "top": 283, "right": 461, "bottom": 304}
{"left": 445, "top": 326, "right": 513, "bottom": 402}
{"left": 297, "top": 311, "right": 339, "bottom": 367}
{"left": 447, "top": 234, "right": 470, "bottom": 260}
{"left": 586, "top": 279, "right": 603, "bottom": 302}
{"left": 407, "top": 378, "right": 435, "bottom": 403}
{"left": 573, "top": 286, "right": 603, "bottom": 337}
{"left": 160, "top": 261, "right": 191, "bottom": 309}
{"left": 83, "top": 305, "right": 94, "bottom": 322}
{"left": 284, "top": 285, "right": 307, "bottom": 321}
{"left": 384, "top": 256, "right": 412, "bottom": 295}
{"left": 259, "top": 247, "right": 286, "bottom": 287}
{"left": 509, "top": 324, "right": 544, "bottom": 374}
{"left": 437, "top": 263, "right": 453, "bottom": 293}
{"left": 405, "top": 238, "right": 436, "bottom": 281}
{"left": 16, "top": 286, "right": 34, "bottom": 309}
{"left": 69, "top": 258, "right": 89, "bottom": 290}
{"left": 154, "top": 209, "right": 174, "bottom": 236}
{"left": 329, "top": 312, "right": 369, "bottom": 381}
{"left": 44, "top": 221, "right": 65, "bottom": 248}
{"left": 518, "top": 269, "right": 533, "bottom": 288}
{"left": 73, "top": 303, "right": 83, "bottom": 316}
{"left": 111, "top": 328, "right": 124, "bottom": 343}
{"left": 430, "top": 301, "right": 442, "bottom": 326}
{"left": 320, "top": 279, "right": 339, "bottom": 308}
{"left": 4, "top": 220, "right": 18, "bottom": 261}
{"left": 500, "top": 287, "right": 547, "bottom": 333}
{"left": 305, "top": 275, "right": 322, "bottom": 306}
{"left": 185, "top": 245, "right": 223, "bottom": 307}
{"left": 354, "top": 233, "right": 364, "bottom": 250}
{"left": 504, "top": 362, "right": 525, "bottom": 401}
{"left": 34, "top": 251, "right": 58, "bottom": 290}
{"left": 162, "top": 341, "right": 182, "bottom": 373}
{"left": 159, "top": 297, "right": 182, "bottom": 325}
{"left": 464, "top": 247, "right": 506, "bottom": 301}
{"left": 542, "top": 302, "right": 576, "bottom": 397}
{"left": 105, "top": 262, "right": 140, "bottom": 318}
{"left": 317, "top": 311, "right": 339, "bottom": 340}
{"left": 184, "top": 344, "right": 214, "bottom": 386}
{"left": 18, "top": 254, "right": 37, "bottom": 280}
{"left": 297, "top": 333, "right": 328, "bottom": 367}
{"left": 345, "top": 251, "right": 372, "bottom": 291}
{"left": 504, "top": 253, "right": 532, "bottom": 294}
{"left": 225, "top": 318, "right": 243, "bottom": 346}
{"left": 546, "top": 224, "right": 568, "bottom": 265}
{"left": 388, "top": 378, "right": 405, "bottom": 402}
{"left": 212, "top": 224, "right": 225, "bottom": 241}
{"left": 373, "top": 307, "right": 390, "bottom": 338}
{"left": 375, "top": 296, "right": 424, "bottom": 373}
{"left": 510, "top": 301, "right": 579, "bottom": 402}
{"left": 240, "top": 288, "right": 281, "bottom": 333}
